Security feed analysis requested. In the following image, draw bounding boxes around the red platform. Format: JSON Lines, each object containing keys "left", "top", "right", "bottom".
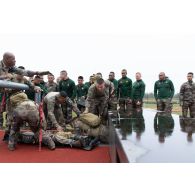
{"left": 0, "top": 130, "right": 111, "bottom": 163}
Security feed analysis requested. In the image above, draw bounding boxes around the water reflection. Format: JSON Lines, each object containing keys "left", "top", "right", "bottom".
{"left": 119, "top": 117, "right": 132, "bottom": 140}
{"left": 132, "top": 109, "right": 145, "bottom": 141}
{"left": 179, "top": 116, "right": 195, "bottom": 142}
{"left": 154, "top": 112, "right": 175, "bottom": 143}
{"left": 118, "top": 109, "right": 145, "bottom": 140}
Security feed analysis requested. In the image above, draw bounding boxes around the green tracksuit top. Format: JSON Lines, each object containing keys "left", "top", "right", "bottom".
{"left": 154, "top": 79, "right": 175, "bottom": 99}
{"left": 132, "top": 79, "right": 145, "bottom": 100}
{"left": 59, "top": 78, "right": 76, "bottom": 99}
{"left": 118, "top": 76, "right": 132, "bottom": 99}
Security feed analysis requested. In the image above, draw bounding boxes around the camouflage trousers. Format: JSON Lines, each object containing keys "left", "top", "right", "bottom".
{"left": 157, "top": 98, "right": 172, "bottom": 113}
{"left": 182, "top": 101, "right": 195, "bottom": 118}
{"left": 8, "top": 102, "right": 53, "bottom": 149}
{"left": 88, "top": 98, "right": 108, "bottom": 125}
{"left": 44, "top": 102, "right": 65, "bottom": 129}
{"left": 108, "top": 97, "right": 117, "bottom": 110}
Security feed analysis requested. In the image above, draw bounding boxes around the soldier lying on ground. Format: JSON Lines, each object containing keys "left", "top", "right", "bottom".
{"left": 17, "top": 130, "right": 100, "bottom": 151}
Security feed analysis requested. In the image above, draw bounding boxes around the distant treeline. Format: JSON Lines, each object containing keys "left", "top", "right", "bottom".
{"left": 144, "top": 93, "right": 180, "bottom": 99}
{"left": 144, "top": 93, "right": 180, "bottom": 104}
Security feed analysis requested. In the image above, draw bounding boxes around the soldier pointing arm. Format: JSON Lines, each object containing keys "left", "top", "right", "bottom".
{"left": 0, "top": 52, "right": 50, "bottom": 80}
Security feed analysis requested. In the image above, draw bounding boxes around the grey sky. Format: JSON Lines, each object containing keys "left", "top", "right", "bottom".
{"left": 0, "top": 34, "right": 194, "bottom": 93}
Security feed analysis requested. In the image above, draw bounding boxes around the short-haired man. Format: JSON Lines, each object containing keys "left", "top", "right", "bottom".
{"left": 45, "top": 73, "right": 58, "bottom": 93}
{"left": 118, "top": 69, "right": 132, "bottom": 113}
{"left": 180, "top": 72, "right": 195, "bottom": 118}
{"left": 58, "top": 70, "right": 76, "bottom": 100}
{"left": 154, "top": 72, "right": 175, "bottom": 112}
{"left": 132, "top": 72, "right": 145, "bottom": 109}
{"left": 84, "top": 78, "right": 109, "bottom": 125}
{"left": 43, "top": 91, "right": 80, "bottom": 131}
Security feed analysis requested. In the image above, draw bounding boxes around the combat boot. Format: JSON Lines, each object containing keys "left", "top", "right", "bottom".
{"left": 8, "top": 144, "right": 15, "bottom": 151}
{"left": 42, "top": 136, "right": 56, "bottom": 150}
{"left": 83, "top": 137, "right": 100, "bottom": 151}
{"left": 71, "top": 140, "right": 82, "bottom": 148}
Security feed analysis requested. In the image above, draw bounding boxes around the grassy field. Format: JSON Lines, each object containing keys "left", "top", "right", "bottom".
{"left": 143, "top": 98, "right": 182, "bottom": 115}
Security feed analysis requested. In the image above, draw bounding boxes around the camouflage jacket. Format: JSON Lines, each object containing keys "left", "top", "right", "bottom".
{"left": 44, "top": 92, "right": 80, "bottom": 127}
{"left": 45, "top": 82, "right": 58, "bottom": 93}
{"left": 8, "top": 74, "right": 35, "bottom": 97}
{"left": 180, "top": 81, "right": 195, "bottom": 103}
{"left": 0, "top": 60, "right": 38, "bottom": 79}
{"left": 85, "top": 84, "right": 109, "bottom": 108}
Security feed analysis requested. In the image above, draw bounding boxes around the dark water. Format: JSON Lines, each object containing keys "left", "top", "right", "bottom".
{"left": 112, "top": 109, "right": 195, "bottom": 163}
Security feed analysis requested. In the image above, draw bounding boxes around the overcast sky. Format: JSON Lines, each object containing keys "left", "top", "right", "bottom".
{"left": 0, "top": 34, "right": 194, "bottom": 93}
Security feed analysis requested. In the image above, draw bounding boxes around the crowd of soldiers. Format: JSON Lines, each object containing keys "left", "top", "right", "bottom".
{"left": 0, "top": 52, "right": 195, "bottom": 151}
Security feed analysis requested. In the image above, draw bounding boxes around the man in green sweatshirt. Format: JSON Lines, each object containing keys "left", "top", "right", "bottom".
{"left": 154, "top": 72, "right": 175, "bottom": 112}
{"left": 118, "top": 69, "right": 132, "bottom": 113}
{"left": 58, "top": 70, "right": 76, "bottom": 101}
{"left": 132, "top": 72, "right": 145, "bottom": 109}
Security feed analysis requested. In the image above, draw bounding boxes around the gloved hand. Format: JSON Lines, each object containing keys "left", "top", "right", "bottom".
{"left": 83, "top": 108, "right": 89, "bottom": 114}
{"left": 180, "top": 101, "right": 183, "bottom": 106}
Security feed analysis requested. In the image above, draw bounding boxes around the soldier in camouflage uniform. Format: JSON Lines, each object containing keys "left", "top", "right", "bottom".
{"left": 154, "top": 72, "right": 175, "bottom": 113}
{"left": 132, "top": 72, "right": 145, "bottom": 109}
{"left": 84, "top": 78, "right": 109, "bottom": 125}
{"left": 58, "top": 70, "right": 76, "bottom": 100}
{"left": 108, "top": 71, "right": 118, "bottom": 110}
{"left": 43, "top": 91, "right": 80, "bottom": 131}
{"left": 179, "top": 72, "right": 195, "bottom": 118}
{"left": 8, "top": 100, "right": 55, "bottom": 151}
{"left": 94, "top": 73, "right": 115, "bottom": 103}
{"left": 0, "top": 52, "right": 50, "bottom": 80}
{"left": 0, "top": 52, "right": 50, "bottom": 129}
{"left": 117, "top": 69, "right": 132, "bottom": 114}
{"left": 45, "top": 73, "right": 58, "bottom": 93}
{"left": 75, "top": 76, "right": 88, "bottom": 112}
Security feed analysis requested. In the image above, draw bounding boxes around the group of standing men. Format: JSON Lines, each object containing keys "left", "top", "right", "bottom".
{"left": 0, "top": 52, "right": 195, "bottom": 150}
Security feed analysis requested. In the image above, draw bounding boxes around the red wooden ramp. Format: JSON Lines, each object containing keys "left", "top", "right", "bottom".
{"left": 0, "top": 131, "right": 111, "bottom": 163}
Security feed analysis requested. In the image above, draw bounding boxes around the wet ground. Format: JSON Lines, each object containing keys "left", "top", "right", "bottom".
{"left": 110, "top": 109, "right": 195, "bottom": 163}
